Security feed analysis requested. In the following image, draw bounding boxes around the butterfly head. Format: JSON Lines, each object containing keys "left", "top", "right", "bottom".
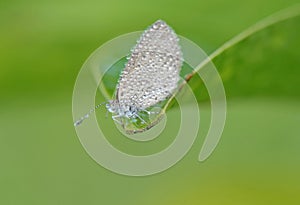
{"left": 106, "top": 100, "right": 138, "bottom": 119}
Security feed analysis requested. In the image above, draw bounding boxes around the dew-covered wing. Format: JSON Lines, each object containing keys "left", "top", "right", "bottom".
{"left": 116, "top": 20, "right": 183, "bottom": 109}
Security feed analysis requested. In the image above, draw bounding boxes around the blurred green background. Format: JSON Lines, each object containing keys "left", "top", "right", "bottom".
{"left": 1, "top": 0, "right": 300, "bottom": 204}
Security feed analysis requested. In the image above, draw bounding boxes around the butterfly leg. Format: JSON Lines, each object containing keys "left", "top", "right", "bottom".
{"left": 112, "top": 115, "right": 123, "bottom": 125}
{"left": 141, "top": 107, "right": 161, "bottom": 115}
{"left": 133, "top": 113, "right": 147, "bottom": 124}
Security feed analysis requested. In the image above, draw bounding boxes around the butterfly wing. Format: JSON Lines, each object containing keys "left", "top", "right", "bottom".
{"left": 117, "top": 20, "right": 183, "bottom": 110}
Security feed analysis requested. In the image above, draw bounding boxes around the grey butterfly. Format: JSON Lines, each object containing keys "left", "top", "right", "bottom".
{"left": 74, "top": 20, "right": 183, "bottom": 133}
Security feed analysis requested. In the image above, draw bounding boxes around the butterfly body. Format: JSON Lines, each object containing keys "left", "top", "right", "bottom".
{"left": 106, "top": 20, "right": 183, "bottom": 126}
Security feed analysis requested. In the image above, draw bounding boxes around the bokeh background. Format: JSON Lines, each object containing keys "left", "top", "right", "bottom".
{"left": 1, "top": 0, "right": 300, "bottom": 204}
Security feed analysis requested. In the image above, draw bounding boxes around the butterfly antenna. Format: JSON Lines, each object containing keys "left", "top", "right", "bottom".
{"left": 74, "top": 102, "right": 107, "bottom": 127}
